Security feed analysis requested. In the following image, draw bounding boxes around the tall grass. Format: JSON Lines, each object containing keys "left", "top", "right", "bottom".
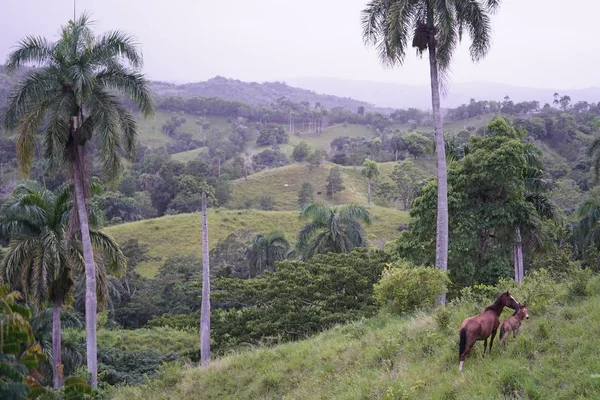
{"left": 109, "top": 273, "right": 600, "bottom": 399}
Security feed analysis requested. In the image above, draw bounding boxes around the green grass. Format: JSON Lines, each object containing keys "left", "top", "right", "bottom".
{"left": 135, "top": 111, "right": 232, "bottom": 149}
{"left": 231, "top": 160, "right": 435, "bottom": 211}
{"left": 108, "top": 275, "right": 600, "bottom": 399}
{"left": 171, "top": 147, "right": 208, "bottom": 162}
{"left": 105, "top": 207, "right": 408, "bottom": 278}
{"left": 69, "top": 327, "right": 198, "bottom": 353}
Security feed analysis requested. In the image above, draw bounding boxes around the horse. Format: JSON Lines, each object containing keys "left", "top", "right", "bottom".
{"left": 499, "top": 303, "right": 529, "bottom": 345}
{"left": 458, "top": 290, "right": 520, "bottom": 371}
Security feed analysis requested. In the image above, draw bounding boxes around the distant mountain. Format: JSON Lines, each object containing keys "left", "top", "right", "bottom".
{"left": 287, "top": 77, "right": 600, "bottom": 110}
{"left": 150, "top": 76, "right": 390, "bottom": 112}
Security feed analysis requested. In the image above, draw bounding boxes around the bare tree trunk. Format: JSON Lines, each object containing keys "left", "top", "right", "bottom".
{"left": 367, "top": 177, "right": 372, "bottom": 205}
{"left": 200, "top": 191, "right": 211, "bottom": 366}
{"left": 52, "top": 299, "right": 63, "bottom": 388}
{"left": 428, "top": 33, "right": 449, "bottom": 306}
{"left": 72, "top": 147, "right": 98, "bottom": 388}
{"left": 515, "top": 228, "right": 524, "bottom": 283}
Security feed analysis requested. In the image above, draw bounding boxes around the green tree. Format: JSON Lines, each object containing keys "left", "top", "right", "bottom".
{"left": 0, "top": 284, "right": 47, "bottom": 398}
{"left": 244, "top": 231, "right": 291, "bottom": 276}
{"left": 362, "top": 0, "right": 502, "bottom": 303}
{"left": 362, "top": 159, "right": 380, "bottom": 205}
{"left": 308, "top": 150, "right": 324, "bottom": 170}
{"left": 297, "top": 182, "right": 315, "bottom": 207}
{"left": 391, "top": 161, "right": 427, "bottom": 210}
{"left": 403, "top": 132, "right": 432, "bottom": 159}
{"left": 326, "top": 167, "right": 345, "bottom": 200}
{"left": 398, "top": 118, "right": 542, "bottom": 294}
{"left": 297, "top": 202, "right": 371, "bottom": 259}
{"left": 1, "top": 15, "right": 154, "bottom": 387}
{"left": 390, "top": 134, "right": 406, "bottom": 161}
{"left": 587, "top": 117, "right": 600, "bottom": 179}
{"left": 0, "top": 181, "right": 125, "bottom": 388}
{"left": 292, "top": 141, "right": 311, "bottom": 162}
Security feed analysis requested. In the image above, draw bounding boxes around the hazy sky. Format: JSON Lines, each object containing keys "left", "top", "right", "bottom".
{"left": 1, "top": 0, "right": 597, "bottom": 89}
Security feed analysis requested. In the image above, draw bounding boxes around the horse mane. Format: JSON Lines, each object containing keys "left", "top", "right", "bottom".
{"left": 484, "top": 296, "right": 504, "bottom": 313}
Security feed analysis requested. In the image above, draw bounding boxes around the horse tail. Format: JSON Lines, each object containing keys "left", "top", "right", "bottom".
{"left": 459, "top": 327, "right": 467, "bottom": 361}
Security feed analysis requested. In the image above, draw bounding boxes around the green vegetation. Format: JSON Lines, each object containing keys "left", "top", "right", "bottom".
{"left": 110, "top": 272, "right": 600, "bottom": 399}
{"left": 105, "top": 207, "right": 409, "bottom": 277}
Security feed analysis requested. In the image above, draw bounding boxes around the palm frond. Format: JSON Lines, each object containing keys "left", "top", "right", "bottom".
{"left": 4, "top": 36, "right": 56, "bottom": 72}
{"left": 89, "top": 229, "right": 127, "bottom": 277}
{"left": 91, "top": 30, "right": 143, "bottom": 69}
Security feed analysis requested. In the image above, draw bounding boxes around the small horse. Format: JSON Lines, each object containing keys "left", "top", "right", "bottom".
{"left": 458, "top": 290, "right": 520, "bottom": 371}
{"left": 499, "top": 303, "right": 529, "bottom": 345}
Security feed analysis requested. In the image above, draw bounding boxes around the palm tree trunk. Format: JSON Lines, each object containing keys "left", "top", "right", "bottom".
{"left": 72, "top": 145, "right": 98, "bottom": 388}
{"left": 52, "top": 299, "right": 63, "bottom": 388}
{"left": 367, "top": 178, "right": 372, "bottom": 205}
{"left": 428, "top": 32, "right": 449, "bottom": 305}
{"left": 200, "top": 191, "right": 211, "bottom": 366}
{"left": 514, "top": 228, "right": 524, "bottom": 283}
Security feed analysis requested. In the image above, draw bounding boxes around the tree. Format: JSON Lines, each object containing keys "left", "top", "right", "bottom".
{"left": 362, "top": 0, "right": 502, "bottom": 304}
{"left": 292, "top": 140, "right": 311, "bottom": 162}
{"left": 244, "top": 231, "right": 291, "bottom": 276}
{"left": 326, "top": 167, "right": 345, "bottom": 200}
{"left": 297, "top": 182, "right": 315, "bottom": 207}
{"left": 391, "top": 161, "right": 427, "bottom": 210}
{"left": 200, "top": 191, "right": 210, "bottom": 366}
{"left": 362, "top": 159, "right": 380, "bottom": 205}
{"left": 1, "top": 15, "right": 154, "bottom": 387}
{"left": 0, "top": 181, "right": 126, "bottom": 388}
{"left": 296, "top": 202, "right": 371, "bottom": 259}
{"left": 390, "top": 134, "right": 406, "bottom": 161}
{"left": 308, "top": 150, "right": 324, "bottom": 170}
{"left": 587, "top": 117, "right": 600, "bottom": 180}
{"left": 397, "top": 117, "right": 546, "bottom": 294}
{"left": 404, "top": 132, "right": 432, "bottom": 159}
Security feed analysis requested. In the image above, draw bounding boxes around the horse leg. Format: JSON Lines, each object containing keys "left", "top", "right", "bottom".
{"left": 489, "top": 329, "right": 497, "bottom": 354}
{"left": 483, "top": 338, "right": 488, "bottom": 356}
{"left": 459, "top": 338, "right": 477, "bottom": 371}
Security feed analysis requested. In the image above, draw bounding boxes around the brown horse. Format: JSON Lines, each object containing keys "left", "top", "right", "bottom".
{"left": 499, "top": 303, "right": 529, "bottom": 345}
{"left": 458, "top": 290, "right": 520, "bottom": 371}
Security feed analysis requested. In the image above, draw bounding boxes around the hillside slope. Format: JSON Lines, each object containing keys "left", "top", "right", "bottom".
{"left": 106, "top": 207, "right": 409, "bottom": 277}
{"left": 110, "top": 278, "right": 600, "bottom": 400}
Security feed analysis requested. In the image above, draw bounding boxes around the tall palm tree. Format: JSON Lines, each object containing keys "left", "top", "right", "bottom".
{"left": 1, "top": 14, "right": 153, "bottom": 386}
{"left": 244, "top": 231, "right": 291, "bottom": 276}
{"left": 362, "top": 0, "right": 501, "bottom": 303}
{"left": 200, "top": 191, "right": 210, "bottom": 366}
{"left": 297, "top": 202, "right": 371, "bottom": 260}
{"left": 0, "top": 181, "right": 125, "bottom": 388}
{"left": 574, "top": 199, "right": 600, "bottom": 261}
{"left": 362, "top": 159, "right": 380, "bottom": 205}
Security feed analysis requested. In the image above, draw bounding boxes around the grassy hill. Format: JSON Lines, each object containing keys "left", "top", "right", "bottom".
{"left": 106, "top": 207, "right": 409, "bottom": 278}
{"left": 230, "top": 161, "right": 435, "bottom": 211}
{"left": 109, "top": 275, "right": 600, "bottom": 400}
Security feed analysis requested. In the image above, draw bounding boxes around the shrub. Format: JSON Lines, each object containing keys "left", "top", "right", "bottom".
{"left": 374, "top": 261, "right": 449, "bottom": 314}
{"left": 585, "top": 274, "right": 600, "bottom": 296}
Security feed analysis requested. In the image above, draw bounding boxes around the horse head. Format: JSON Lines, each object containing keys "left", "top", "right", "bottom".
{"left": 500, "top": 290, "right": 520, "bottom": 311}
{"left": 518, "top": 303, "right": 529, "bottom": 320}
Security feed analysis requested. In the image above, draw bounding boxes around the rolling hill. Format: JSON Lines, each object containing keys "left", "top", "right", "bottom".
{"left": 109, "top": 275, "right": 600, "bottom": 400}
{"left": 105, "top": 207, "right": 409, "bottom": 278}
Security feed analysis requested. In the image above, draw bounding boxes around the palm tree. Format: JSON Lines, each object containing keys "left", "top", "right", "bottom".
{"left": 0, "top": 181, "right": 125, "bottom": 388}
{"left": 0, "top": 14, "right": 153, "bottom": 387}
{"left": 362, "top": 159, "right": 380, "bottom": 205}
{"left": 200, "top": 191, "right": 210, "bottom": 366}
{"left": 362, "top": 0, "right": 501, "bottom": 303}
{"left": 244, "top": 231, "right": 291, "bottom": 276}
{"left": 297, "top": 202, "right": 371, "bottom": 260}
{"left": 574, "top": 199, "right": 600, "bottom": 261}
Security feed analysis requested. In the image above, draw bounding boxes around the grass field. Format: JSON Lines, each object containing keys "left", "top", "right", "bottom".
{"left": 105, "top": 207, "right": 408, "bottom": 278}
{"left": 109, "top": 274, "right": 600, "bottom": 400}
{"left": 135, "top": 111, "right": 233, "bottom": 149}
{"left": 230, "top": 160, "right": 435, "bottom": 211}
{"left": 171, "top": 147, "right": 209, "bottom": 162}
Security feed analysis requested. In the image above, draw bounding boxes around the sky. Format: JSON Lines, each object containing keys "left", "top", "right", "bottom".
{"left": 0, "top": 0, "right": 597, "bottom": 90}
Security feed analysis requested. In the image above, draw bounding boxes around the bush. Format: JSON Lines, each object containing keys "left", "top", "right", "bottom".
{"left": 374, "top": 261, "right": 449, "bottom": 314}
{"left": 585, "top": 274, "right": 600, "bottom": 296}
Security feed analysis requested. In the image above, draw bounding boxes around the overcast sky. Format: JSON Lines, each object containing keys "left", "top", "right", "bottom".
{"left": 1, "top": 0, "right": 596, "bottom": 89}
